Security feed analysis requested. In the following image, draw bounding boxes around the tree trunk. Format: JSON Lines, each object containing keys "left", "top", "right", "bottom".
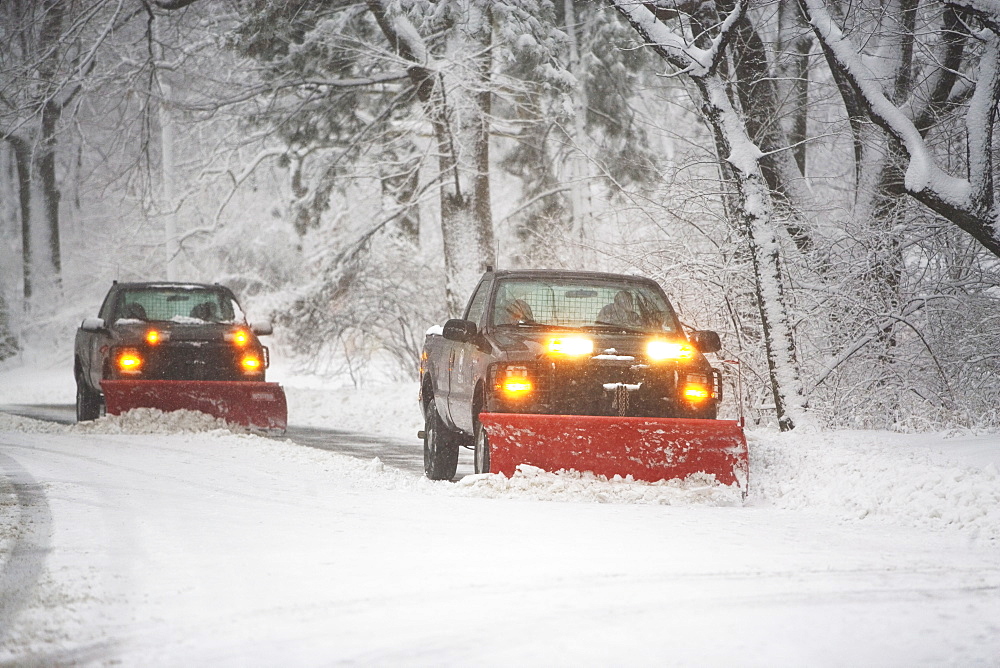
{"left": 697, "top": 74, "right": 810, "bottom": 431}
{"left": 612, "top": 0, "right": 811, "bottom": 430}
{"left": 367, "top": 0, "right": 496, "bottom": 316}
{"left": 8, "top": 136, "right": 33, "bottom": 301}
{"left": 35, "top": 0, "right": 67, "bottom": 290}
{"left": 160, "top": 77, "right": 179, "bottom": 280}
{"left": 0, "top": 281, "right": 18, "bottom": 361}
{"left": 38, "top": 98, "right": 62, "bottom": 286}
{"left": 728, "top": 3, "right": 815, "bottom": 255}
{"left": 564, "top": 0, "right": 593, "bottom": 243}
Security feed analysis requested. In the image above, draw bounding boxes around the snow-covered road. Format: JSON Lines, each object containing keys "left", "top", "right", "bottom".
{"left": 1, "top": 406, "right": 999, "bottom": 666}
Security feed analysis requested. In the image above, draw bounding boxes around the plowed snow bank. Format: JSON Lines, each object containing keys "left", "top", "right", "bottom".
{"left": 751, "top": 430, "right": 1000, "bottom": 541}
{"left": 451, "top": 466, "right": 743, "bottom": 506}
{"left": 70, "top": 408, "right": 244, "bottom": 434}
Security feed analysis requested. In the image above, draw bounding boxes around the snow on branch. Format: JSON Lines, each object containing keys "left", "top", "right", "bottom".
{"left": 366, "top": 0, "right": 432, "bottom": 67}
{"left": 803, "top": 0, "right": 1000, "bottom": 257}
{"left": 803, "top": 0, "right": 970, "bottom": 204}
{"left": 611, "top": 1, "right": 746, "bottom": 76}
{"left": 946, "top": 0, "right": 1000, "bottom": 31}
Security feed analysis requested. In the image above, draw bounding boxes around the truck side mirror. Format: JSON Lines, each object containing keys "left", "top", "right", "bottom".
{"left": 690, "top": 330, "right": 722, "bottom": 353}
{"left": 250, "top": 320, "right": 273, "bottom": 336}
{"left": 80, "top": 317, "right": 106, "bottom": 332}
{"left": 442, "top": 319, "right": 477, "bottom": 343}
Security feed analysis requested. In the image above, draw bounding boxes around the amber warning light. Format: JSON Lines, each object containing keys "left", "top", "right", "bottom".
{"left": 241, "top": 355, "right": 262, "bottom": 371}
{"left": 117, "top": 350, "right": 143, "bottom": 373}
{"left": 226, "top": 330, "right": 251, "bottom": 346}
{"left": 499, "top": 366, "right": 532, "bottom": 397}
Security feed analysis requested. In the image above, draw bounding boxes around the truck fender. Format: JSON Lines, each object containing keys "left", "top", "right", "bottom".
{"left": 420, "top": 374, "right": 434, "bottom": 418}
{"left": 471, "top": 380, "right": 487, "bottom": 425}
{"left": 421, "top": 371, "right": 462, "bottom": 435}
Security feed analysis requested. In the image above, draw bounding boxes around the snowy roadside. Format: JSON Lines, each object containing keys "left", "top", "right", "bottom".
{"left": 1, "top": 399, "right": 997, "bottom": 544}
{"left": 2, "top": 361, "right": 1000, "bottom": 665}
{"left": 1, "top": 359, "right": 998, "bottom": 540}
{"left": 750, "top": 429, "right": 1000, "bottom": 542}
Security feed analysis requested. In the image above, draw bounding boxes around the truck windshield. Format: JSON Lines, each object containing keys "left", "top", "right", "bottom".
{"left": 491, "top": 278, "right": 681, "bottom": 333}
{"left": 115, "top": 288, "right": 238, "bottom": 323}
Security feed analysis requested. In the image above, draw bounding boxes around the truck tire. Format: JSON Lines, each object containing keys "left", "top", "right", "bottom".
{"left": 474, "top": 417, "right": 490, "bottom": 474}
{"left": 76, "top": 377, "right": 102, "bottom": 422}
{"left": 423, "top": 397, "right": 459, "bottom": 480}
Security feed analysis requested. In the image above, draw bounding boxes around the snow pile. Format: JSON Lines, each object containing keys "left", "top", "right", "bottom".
{"left": 448, "top": 465, "right": 743, "bottom": 506}
{"left": 317, "top": 455, "right": 428, "bottom": 492}
{"left": 0, "top": 413, "right": 66, "bottom": 434}
{"left": 751, "top": 430, "right": 1000, "bottom": 541}
{"left": 69, "top": 408, "right": 246, "bottom": 435}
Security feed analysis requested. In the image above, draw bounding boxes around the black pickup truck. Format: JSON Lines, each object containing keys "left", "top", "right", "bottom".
{"left": 419, "top": 269, "right": 727, "bottom": 480}
{"left": 73, "top": 281, "right": 274, "bottom": 422}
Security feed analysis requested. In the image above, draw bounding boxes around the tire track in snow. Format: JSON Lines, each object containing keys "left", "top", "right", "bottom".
{"left": 0, "top": 448, "right": 52, "bottom": 646}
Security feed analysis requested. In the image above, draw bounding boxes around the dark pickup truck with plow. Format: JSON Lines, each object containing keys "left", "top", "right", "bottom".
{"left": 74, "top": 281, "right": 287, "bottom": 432}
{"left": 419, "top": 269, "right": 748, "bottom": 490}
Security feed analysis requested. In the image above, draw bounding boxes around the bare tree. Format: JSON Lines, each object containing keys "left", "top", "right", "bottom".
{"left": 0, "top": 1, "right": 131, "bottom": 302}
{"left": 366, "top": 0, "right": 497, "bottom": 315}
{"left": 610, "top": 0, "right": 811, "bottom": 430}
{"left": 802, "top": 0, "right": 1000, "bottom": 258}
{"left": 2, "top": 1, "right": 71, "bottom": 299}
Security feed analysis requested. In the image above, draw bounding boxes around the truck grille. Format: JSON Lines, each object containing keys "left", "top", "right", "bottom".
{"left": 491, "top": 359, "right": 682, "bottom": 418}
{"left": 150, "top": 343, "right": 244, "bottom": 381}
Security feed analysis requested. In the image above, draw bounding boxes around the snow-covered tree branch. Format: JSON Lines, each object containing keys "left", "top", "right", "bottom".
{"left": 802, "top": 0, "right": 1000, "bottom": 258}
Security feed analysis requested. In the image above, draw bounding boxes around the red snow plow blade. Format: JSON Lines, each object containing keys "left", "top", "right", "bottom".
{"left": 479, "top": 413, "right": 748, "bottom": 489}
{"left": 101, "top": 380, "right": 288, "bottom": 433}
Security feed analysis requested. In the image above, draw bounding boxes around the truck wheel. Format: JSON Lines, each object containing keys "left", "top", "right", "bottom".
{"left": 76, "top": 378, "right": 102, "bottom": 422}
{"left": 474, "top": 417, "right": 490, "bottom": 474}
{"left": 423, "top": 397, "right": 459, "bottom": 480}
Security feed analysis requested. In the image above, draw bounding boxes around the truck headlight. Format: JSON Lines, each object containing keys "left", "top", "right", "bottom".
{"left": 647, "top": 340, "right": 696, "bottom": 361}
{"left": 546, "top": 336, "right": 594, "bottom": 356}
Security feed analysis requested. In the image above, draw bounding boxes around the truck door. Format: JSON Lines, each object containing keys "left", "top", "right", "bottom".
{"left": 447, "top": 279, "right": 491, "bottom": 432}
